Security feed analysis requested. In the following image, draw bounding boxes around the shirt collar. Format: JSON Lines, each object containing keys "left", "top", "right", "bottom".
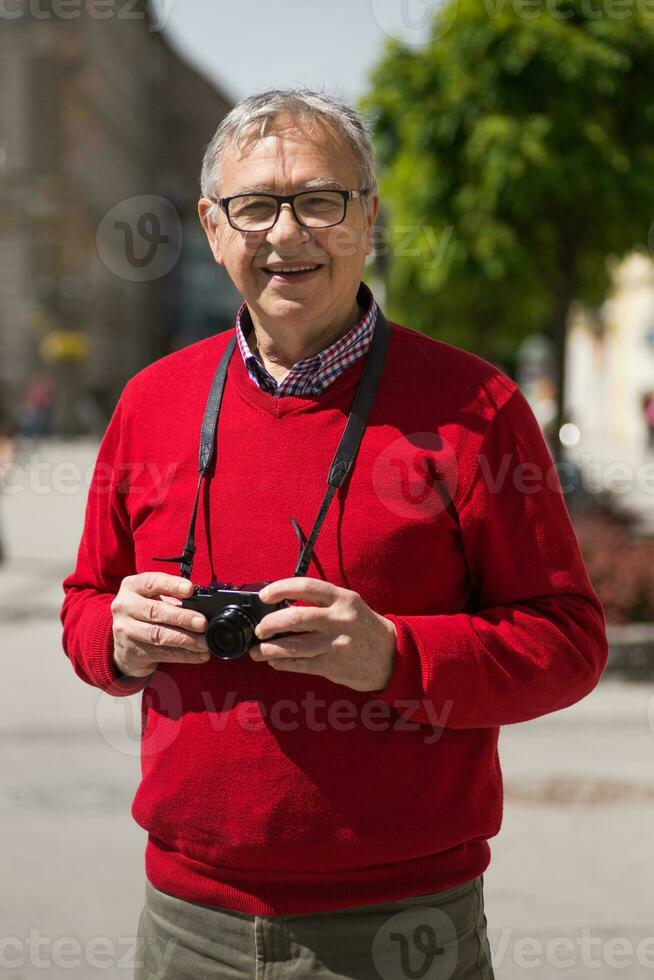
{"left": 235, "top": 282, "right": 376, "bottom": 379}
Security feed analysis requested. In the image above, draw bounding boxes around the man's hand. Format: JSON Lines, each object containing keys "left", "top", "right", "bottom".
{"left": 249, "top": 578, "right": 398, "bottom": 692}
{"left": 110, "top": 573, "right": 211, "bottom": 679}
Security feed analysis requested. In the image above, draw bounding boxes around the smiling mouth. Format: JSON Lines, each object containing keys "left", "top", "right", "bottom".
{"left": 262, "top": 264, "right": 323, "bottom": 279}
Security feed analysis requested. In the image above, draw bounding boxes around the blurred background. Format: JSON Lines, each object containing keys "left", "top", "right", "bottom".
{"left": 0, "top": 1, "right": 652, "bottom": 977}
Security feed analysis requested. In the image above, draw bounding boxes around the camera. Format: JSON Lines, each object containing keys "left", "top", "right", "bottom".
{"left": 182, "top": 581, "right": 293, "bottom": 660}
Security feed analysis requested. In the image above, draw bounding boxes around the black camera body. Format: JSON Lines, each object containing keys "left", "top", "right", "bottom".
{"left": 182, "top": 581, "right": 292, "bottom": 661}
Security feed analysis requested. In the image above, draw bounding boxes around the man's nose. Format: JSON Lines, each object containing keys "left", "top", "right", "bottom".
{"left": 266, "top": 203, "right": 309, "bottom": 246}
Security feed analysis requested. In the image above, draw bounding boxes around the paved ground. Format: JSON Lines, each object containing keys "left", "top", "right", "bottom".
{"left": 1, "top": 440, "right": 653, "bottom": 979}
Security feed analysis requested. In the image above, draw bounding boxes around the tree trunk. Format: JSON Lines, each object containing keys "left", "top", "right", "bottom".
{"left": 550, "top": 255, "right": 578, "bottom": 468}
{"left": 473, "top": 314, "right": 498, "bottom": 365}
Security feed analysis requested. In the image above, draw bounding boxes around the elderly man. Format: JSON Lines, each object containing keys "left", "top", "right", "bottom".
{"left": 61, "top": 89, "right": 608, "bottom": 980}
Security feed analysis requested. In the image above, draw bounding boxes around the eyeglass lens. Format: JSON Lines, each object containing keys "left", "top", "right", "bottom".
{"left": 228, "top": 191, "right": 346, "bottom": 231}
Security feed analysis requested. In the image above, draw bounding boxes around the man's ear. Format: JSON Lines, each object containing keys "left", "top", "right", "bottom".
{"left": 198, "top": 198, "right": 225, "bottom": 266}
{"left": 364, "top": 194, "right": 380, "bottom": 256}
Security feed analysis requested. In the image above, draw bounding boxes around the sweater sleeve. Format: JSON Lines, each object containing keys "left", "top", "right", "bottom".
{"left": 373, "top": 386, "right": 609, "bottom": 728}
{"left": 60, "top": 389, "right": 151, "bottom": 697}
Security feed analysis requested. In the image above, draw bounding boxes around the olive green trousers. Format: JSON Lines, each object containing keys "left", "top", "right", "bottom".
{"left": 134, "top": 874, "right": 495, "bottom": 980}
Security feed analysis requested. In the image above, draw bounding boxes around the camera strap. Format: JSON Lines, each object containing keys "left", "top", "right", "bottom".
{"left": 153, "top": 306, "right": 391, "bottom": 579}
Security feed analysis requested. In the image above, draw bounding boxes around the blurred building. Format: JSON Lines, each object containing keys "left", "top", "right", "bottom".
{"left": 564, "top": 252, "right": 654, "bottom": 535}
{"left": 567, "top": 252, "right": 654, "bottom": 450}
{"left": 0, "top": 0, "right": 239, "bottom": 433}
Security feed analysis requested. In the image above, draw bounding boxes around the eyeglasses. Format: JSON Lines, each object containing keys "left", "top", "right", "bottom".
{"left": 211, "top": 188, "right": 370, "bottom": 232}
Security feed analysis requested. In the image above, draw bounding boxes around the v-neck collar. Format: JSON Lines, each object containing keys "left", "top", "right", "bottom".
{"left": 227, "top": 329, "right": 368, "bottom": 419}
{"left": 235, "top": 283, "right": 377, "bottom": 399}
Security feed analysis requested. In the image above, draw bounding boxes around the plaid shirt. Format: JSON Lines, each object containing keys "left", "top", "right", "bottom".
{"left": 235, "top": 282, "right": 378, "bottom": 397}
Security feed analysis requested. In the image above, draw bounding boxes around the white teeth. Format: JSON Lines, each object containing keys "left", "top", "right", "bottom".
{"left": 267, "top": 265, "right": 319, "bottom": 273}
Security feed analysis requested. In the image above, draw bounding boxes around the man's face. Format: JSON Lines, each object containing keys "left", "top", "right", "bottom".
{"left": 198, "top": 118, "right": 379, "bottom": 333}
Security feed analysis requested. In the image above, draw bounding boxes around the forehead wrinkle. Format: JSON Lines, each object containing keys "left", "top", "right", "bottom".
{"left": 218, "top": 120, "right": 360, "bottom": 197}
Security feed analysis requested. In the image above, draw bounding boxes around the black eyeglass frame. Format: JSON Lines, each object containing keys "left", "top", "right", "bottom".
{"left": 210, "top": 188, "right": 370, "bottom": 231}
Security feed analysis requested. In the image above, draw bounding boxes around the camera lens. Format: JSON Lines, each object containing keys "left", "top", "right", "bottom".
{"left": 206, "top": 605, "right": 257, "bottom": 660}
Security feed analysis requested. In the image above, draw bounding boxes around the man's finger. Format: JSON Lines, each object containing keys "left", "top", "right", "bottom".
{"left": 252, "top": 633, "right": 325, "bottom": 660}
{"left": 131, "top": 595, "right": 207, "bottom": 634}
{"left": 256, "top": 607, "right": 328, "bottom": 639}
{"left": 137, "top": 643, "right": 212, "bottom": 664}
{"left": 126, "top": 619, "right": 209, "bottom": 653}
{"left": 266, "top": 655, "right": 326, "bottom": 675}
{"left": 128, "top": 572, "right": 195, "bottom": 600}
{"left": 259, "top": 577, "right": 341, "bottom": 607}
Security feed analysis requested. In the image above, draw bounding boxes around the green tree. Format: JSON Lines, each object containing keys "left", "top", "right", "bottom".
{"left": 362, "top": 0, "right": 654, "bottom": 460}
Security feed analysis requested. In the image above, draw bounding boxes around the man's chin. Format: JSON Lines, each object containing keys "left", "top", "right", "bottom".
{"left": 257, "top": 297, "right": 324, "bottom": 322}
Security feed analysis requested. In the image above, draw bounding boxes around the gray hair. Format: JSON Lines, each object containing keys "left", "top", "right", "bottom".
{"left": 200, "top": 88, "right": 378, "bottom": 220}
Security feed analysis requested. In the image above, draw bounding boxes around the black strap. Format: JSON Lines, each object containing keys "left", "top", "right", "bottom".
{"left": 198, "top": 336, "right": 238, "bottom": 474}
{"left": 152, "top": 336, "right": 237, "bottom": 578}
{"left": 154, "top": 309, "right": 390, "bottom": 580}
{"left": 293, "top": 311, "right": 390, "bottom": 575}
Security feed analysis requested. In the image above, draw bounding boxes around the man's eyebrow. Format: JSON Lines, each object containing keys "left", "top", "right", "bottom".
{"left": 227, "top": 178, "right": 347, "bottom": 196}
{"left": 301, "top": 178, "right": 347, "bottom": 190}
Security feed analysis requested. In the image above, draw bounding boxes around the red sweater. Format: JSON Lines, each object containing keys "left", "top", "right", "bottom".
{"left": 60, "top": 318, "right": 608, "bottom": 915}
